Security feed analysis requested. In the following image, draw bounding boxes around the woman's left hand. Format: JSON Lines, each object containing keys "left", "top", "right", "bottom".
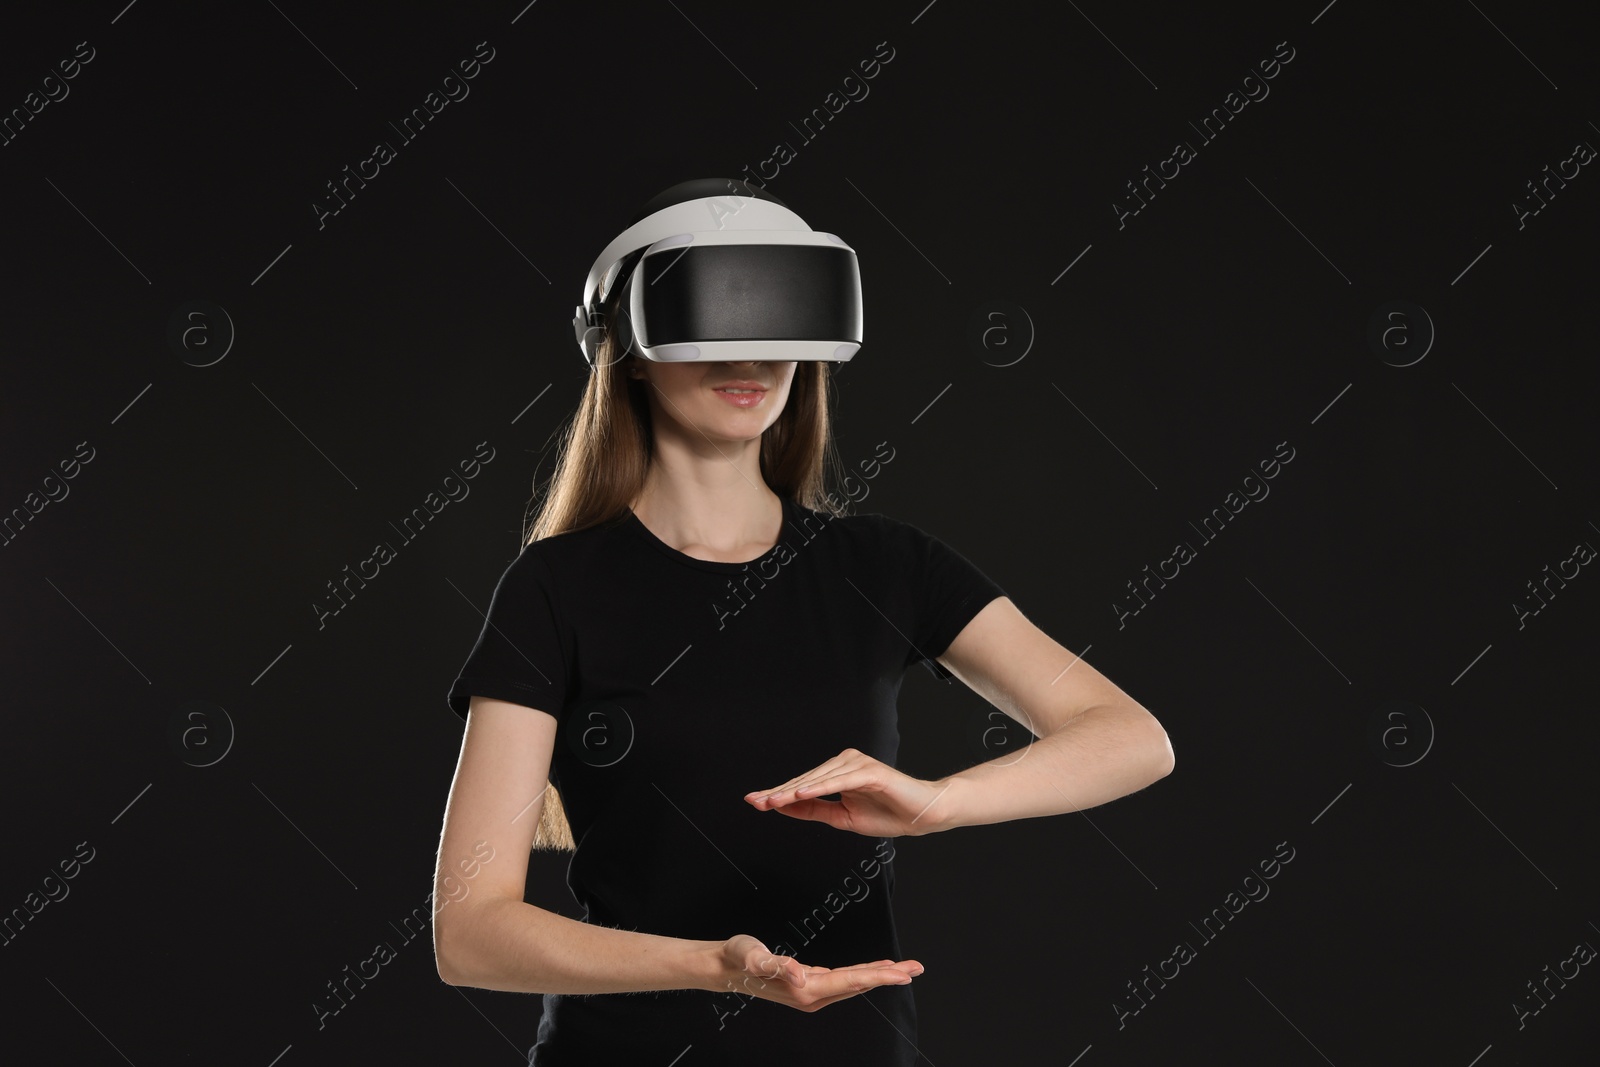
{"left": 744, "top": 748, "right": 953, "bottom": 838}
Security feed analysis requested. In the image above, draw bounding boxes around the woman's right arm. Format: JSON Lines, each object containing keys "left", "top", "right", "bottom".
{"left": 432, "top": 695, "right": 722, "bottom": 993}
{"left": 432, "top": 696, "right": 922, "bottom": 1004}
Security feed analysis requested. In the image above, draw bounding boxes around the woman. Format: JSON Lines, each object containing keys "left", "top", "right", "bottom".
{"left": 433, "top": 180, "right": 1174, "bottom": 1064}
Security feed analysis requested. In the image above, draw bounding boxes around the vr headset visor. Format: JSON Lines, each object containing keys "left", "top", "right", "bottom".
{"left": 574, "top": 187, "right": 863, "bottom": 366}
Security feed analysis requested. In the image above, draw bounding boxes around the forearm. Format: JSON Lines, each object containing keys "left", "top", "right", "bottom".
{"left": 926, "top": 704, "right": 1173, "bottom": 832}
{"left": 438, "top": 895, "right": 725, "bottom": 995}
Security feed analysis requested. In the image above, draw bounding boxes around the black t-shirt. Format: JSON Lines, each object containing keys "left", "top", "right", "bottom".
{"left": 446, "top": 495, "right": 1006, "bottom": 1065}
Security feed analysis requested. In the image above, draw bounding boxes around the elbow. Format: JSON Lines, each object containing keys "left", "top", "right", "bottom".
{"left": 1140, "top": 710, "right": 1175, "bottom": 780}
{"left": 433, "top": 916, "right": 472, "bottom": 987}
{"left": 1153, "top": 732, "right": 1175, "bottom": 779}
{"left": 435, "top": 948, "right": 464, "bottom": 988}
{"left": 436, "top": 954, "right": 465, "bottom": 987}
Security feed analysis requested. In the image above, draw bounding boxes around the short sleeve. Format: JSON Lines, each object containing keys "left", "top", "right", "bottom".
{"left": 893, "top": 518, "right": 1007, "bottom": 682}
{"left": 445, "top": 545, "right": 571, "bottom": 721}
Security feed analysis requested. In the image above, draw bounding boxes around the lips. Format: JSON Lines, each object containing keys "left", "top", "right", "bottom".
{"left": 712, "top": 381, "right": 768, "bottom": 392}
{"left": 713, "top": 383, "right": 768, "bottom": 407}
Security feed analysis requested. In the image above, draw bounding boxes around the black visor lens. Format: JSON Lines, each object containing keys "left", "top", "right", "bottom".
{"left": 636, "top": 244, "right": 861, "bottom": 346}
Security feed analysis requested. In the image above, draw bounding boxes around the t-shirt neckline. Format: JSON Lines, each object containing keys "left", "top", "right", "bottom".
{"left": 622, "top": 496, "right": 797, "bottom": 574}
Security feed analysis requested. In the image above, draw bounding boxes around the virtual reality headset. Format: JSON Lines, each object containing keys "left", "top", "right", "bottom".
{"left": 573, "top": 178, "right": 863, "bottom": 367}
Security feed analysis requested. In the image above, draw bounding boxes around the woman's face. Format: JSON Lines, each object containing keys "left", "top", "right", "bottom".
{"left": 627, "top": 359, "right": 798, "bottom": 444}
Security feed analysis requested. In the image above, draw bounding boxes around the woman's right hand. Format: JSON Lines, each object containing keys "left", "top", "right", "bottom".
{"left": 715, "top": 933, "right": 923, "bottom": 1012}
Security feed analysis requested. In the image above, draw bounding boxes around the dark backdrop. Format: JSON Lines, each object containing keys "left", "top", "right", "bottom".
{"left": 3, "top": 1, "right": 1595, "bottom": 1063}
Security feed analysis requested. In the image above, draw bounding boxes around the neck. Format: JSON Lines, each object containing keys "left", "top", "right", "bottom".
{"left": 630, "top": 474, "right": 782, "bottom": 559}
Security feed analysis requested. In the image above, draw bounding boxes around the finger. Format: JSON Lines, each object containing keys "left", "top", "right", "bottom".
{"left": 831, "top": 958, "right": 922, "bottom": 976}
{"left": 752, "top": 757, "right": 843, "bottom": 798}
{"left": 804, "top": 959, "right": 921, "bottom": 982}
{"left": 767, "top": 797, "right": 851, "bottom": 829}
{"left": 794, "top": 959, "right": 915, "bottom": 987}
{"left": 765, "top": 769, "right": 880, "bottom": 809}
{"left": 783, "top": 750, "right": 869, "bottom": 792}
{"left": 792, "top": 769, "right": 882, "bottom": 799}
{"left": 801, "top": 962, "right": 916, "bottom": 1005}
{"left": 800, "top": 959, "right": 896, "bottom": 976}
{"left": 753, "top": 767, "right": 863, "bottom": 809}
{"left": 778, "top": 959, "right": 921, "bottom": 1011}
{"left": 746, "top": 750, "right": 860, "bottom": 803}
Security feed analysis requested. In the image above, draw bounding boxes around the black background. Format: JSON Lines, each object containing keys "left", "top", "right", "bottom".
{"left": 2, "top": 1, "right": 1596, "bottom": 1063}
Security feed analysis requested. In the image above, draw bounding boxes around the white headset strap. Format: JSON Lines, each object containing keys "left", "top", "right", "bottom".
{"left": 581, "top": 197, "right": 810, "bottom": 309}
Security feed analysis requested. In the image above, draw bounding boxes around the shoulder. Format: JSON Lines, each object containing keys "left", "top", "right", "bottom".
{"left": 787, "top": 500, "right": 927, "bottom": 563}
{"left": 811, "top": 502, "right": 930, "bottom": 538}
{"left": 791, "top": 499, "right": 895, "bottom": 538}
{"left": 507, "top": 512, "right": 632, "bottom": 588}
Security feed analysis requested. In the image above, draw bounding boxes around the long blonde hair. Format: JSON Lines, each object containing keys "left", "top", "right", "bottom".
{"left": 520, "top": 277, "right": 848, "bottom": 850}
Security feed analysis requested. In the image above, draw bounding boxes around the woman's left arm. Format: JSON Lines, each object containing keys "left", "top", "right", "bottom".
{"left": 746, "top": 597, "right": 1174, "bottom": 836}
{"left": 920, "top": 595, "right": 1173, "bottom": 832}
